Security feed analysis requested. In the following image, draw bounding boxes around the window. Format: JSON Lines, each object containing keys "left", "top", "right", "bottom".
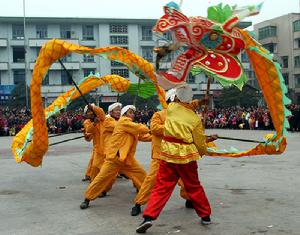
{"left": 109, "top": 24, "right": 128, "bottom": 33}
{"left": 241, "top": 52, "right": 249, "bottom": 63}
{"left": 110, "top": 36, "right": 128, "bottom": 44}
{"left": 258, "top": 26, "right": 277, "bottom": 40}
{"left": 13, "top": 47, "right": 25, "bottom": 63}
{"left": 187, "top": 73, "right": 195, "bottom": 83}
{"left": 36, "top": 25, "right": 48, "bottom": 39}
{"left": 141, "top": 26, "right": 153, "bottom": 41}
{"left": 295, "top": 74, "right": 300, "bottom": 88}
{"left": 263, "top": 43, "right": 277, "bottom": 53}
{"left": 295, "top": 38, "right": 300, "bottom": 49}
{"left": 163, "top": 32, "right": 172, "bottom": 41}
{"left": 111, "top": 61, "right": 124, "bottom": 67}
{"left": 82, "top": 25, "right": 94, "bottom": 40}
{"left": 295, "top": 56, "right": 300, "bottom": 67}
{"left": 111, "top": 69, "right": 129, "bottom": 78}
{"left": 282, "top": 73, "right": 289, "bottom": 86}
{"left": 293, "top": 20, "right": 300, "bottom": 32}
{"left": 13, "top": 70, "right": 25, "bottom": 85}
{"left": 142, "top": 47, "right": 153, "bottom": 62}
{"left": 281, "top": 56, "right": 288, "bottom": 68}
{"left": 61, "top": 70, "right": 73, "bottom": 85}
{"left": 61, "top": 54, "right": 72, "bottom": 62}
{"left": 83, "top": 69, "right": 95, "bottom": 77}
{"left": 83, "top": 54, "right": 94, "bottom": 62}
{"left": 0, "top": 71, "right": 1, "bottom": 85}
{"left": 245, "top": 69, "right": 255, "bottom": 79}
{"left": 42, "top": 72, "right": 49, "bottom": 86}
{"left": 12, "top": 24, "right": 24, "bottom": 39}
{"left": 60, "top": 24, "right": 71, "bottom": 39}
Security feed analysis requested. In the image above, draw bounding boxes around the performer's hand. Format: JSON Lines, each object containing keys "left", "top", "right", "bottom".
{"left": 88, "top": 104, "right": 93, "bottom": 110}
{"left": 210, "top": 134, "right": 218, "bottom": 141}
{"left": 93, "top": 117, "right": 99, "bottom": 124}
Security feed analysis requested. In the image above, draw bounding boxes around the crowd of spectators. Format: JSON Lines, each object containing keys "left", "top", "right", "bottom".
{"left": 0, "top": 107, "right": 85, "bottom": 136}
{"left": 203, "top": 104, "right": 300, "bottom": 131}
{"left": 0, "top": 104, "right": 299, "bottom": 137}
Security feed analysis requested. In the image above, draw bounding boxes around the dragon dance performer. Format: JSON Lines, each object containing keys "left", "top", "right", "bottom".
{"left": 136, "top": 84, "right": 216, "bottom": 233}
{"left": 80, "top": 105, "right": 151, "bottom": 209}
{"left": 131, "top": 88, "right": 199, "bottom": 216}
{"left": 82, "top": 104, "right": 106, "bottom": 181}
{"left": 82, "top": 103, "right": 122, "bottom": 182}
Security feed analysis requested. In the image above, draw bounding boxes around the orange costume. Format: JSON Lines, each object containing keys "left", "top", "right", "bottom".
{"left": 83, "top": 105, "right": 106, "bottom": 180}
{"left": 82, "top": 121, "right": 93, "bottom": 180}
{"left": 82, "top": 116, "right": 151, "bottom": 204}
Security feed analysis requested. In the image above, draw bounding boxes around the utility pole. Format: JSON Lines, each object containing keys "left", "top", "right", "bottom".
{"left": 23, "top": 0, "right": 29, "bottom": 110}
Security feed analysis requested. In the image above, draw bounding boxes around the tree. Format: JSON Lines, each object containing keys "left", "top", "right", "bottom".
{"left": 9, "top": 83, "right": 30, "bottom": 108}
{"left": 119, "top": 93, "right": 159, "bottom": 110}
{"left": 66, "top": 93, "right": 96, "bottom": 111}
{"left": 214, "top": 85, "right": 260, "bottom": 108}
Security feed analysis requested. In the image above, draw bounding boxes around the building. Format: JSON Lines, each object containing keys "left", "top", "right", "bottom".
{"left": 0, "top": 17, "right": 251, "bottom": 108}
{"left": 254, "top": 13, "right": 300, "bottom": 104}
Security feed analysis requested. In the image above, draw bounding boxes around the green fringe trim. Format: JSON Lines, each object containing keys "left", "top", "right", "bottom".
{"left": 127, "top": 82, "right": 156, "bottom": 99}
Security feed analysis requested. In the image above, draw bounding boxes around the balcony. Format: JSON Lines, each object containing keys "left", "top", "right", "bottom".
{"left": 30, "top": 61, "right": 80, "bottom": 70}
{"left": 200, "top": 83, "right": 223, "bottom": 90}
{"left": 11, "top": 63, "right": 25, "bottom": 69}
{"left": 41, "top": 86, "right": 72, "bottom": 94}
{"left": 0, "top": 39, "right": 7, "bottom": 47}
{"left": 0, "top": 62, "right": 8, "bottom": 70}
{"left": 29, "top": 38, "right": 53, "bottom": 47}
{"left": 10, "top": 39, "right": 25, "bottom": 46}
{"left": 140, "top": 40, "right": 155, "bottom": 47}
{"left": 81, "top": 62, "right": 97, "bottom": 69}
{"left": 80, "top": 40, "right": 97, "bottom": 47}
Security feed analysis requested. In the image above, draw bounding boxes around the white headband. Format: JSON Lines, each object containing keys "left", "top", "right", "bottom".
{"left": 121, "top": 105, "right": 136, "bottom": 116}
{"left": 175, "top": 84, "right": 193, "bottom": 103}
{"left": 108, "top": 102, "right": 122, "bottom": 112}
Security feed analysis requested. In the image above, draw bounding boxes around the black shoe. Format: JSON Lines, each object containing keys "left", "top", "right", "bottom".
{"left": 119, "top": 173, "right": 129, "bottom": 179}
{"left": 136, "top": 217, "right": 152, "bottom": 233}
{"left": 80, "top": 199, "right": 90, "bottom": 209}
{"left": 98, "top": 192, "right": 107, "bottom": 198}
{"left": 82, "top": 176, "right": 91, "bottom": 182}
{"left": 131, "top": 204, "right": 141, "bottom": 216}
{"left": 185, "top": 199, "right": 194, "bottom": 209}
{"left": 201, "top": 216, "right": 211, "bottom": 225}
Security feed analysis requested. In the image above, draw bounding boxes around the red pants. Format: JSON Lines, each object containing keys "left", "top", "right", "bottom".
{"left": 143, "top": 160, "right": 211, "bottom": 219}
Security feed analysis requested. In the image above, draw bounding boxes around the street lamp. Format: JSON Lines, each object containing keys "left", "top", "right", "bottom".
{"left": 23, "top": 0, "right": 29, "bottom": 110}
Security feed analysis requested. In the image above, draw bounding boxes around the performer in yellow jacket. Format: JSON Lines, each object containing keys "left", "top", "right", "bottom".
{"left": 136, "top": 84, "right": 216, "bottom": 233}
{"left": 82, "top": 104, "right": 106, "bottom": 181}
{"left": 80, "top": 105, "right": 151, "bottom": 209}
{"left": 131, "top": 89, "right": 194, "bottom": 216}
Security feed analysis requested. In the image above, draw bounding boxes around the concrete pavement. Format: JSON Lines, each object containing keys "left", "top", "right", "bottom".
{"left": 0, "top": 129, "right": 299, "bottom": 235}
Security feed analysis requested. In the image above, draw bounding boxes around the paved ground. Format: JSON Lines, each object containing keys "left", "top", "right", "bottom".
{"left": 0, "top": 129, "right": 299, "bottom": 235}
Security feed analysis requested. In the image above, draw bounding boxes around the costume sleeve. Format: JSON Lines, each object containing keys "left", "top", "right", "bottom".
{"left": 138, "top": 133, "right": 152, "bottom": 142}
{"left": 121, "top": 120, "right": 150, "bottom": 135}
{"left": 103, "top": 118, "right": 116, "bottom": 132}
{"left": 191, "top": 99, "right": 200, "bottom": 110}
{"left": 83, "top": 119, "right": 95, "bottom": 134}
{"left": 192, "top": 122, "right": 207, "bottom": 156}
{"left": 150, "top": 112, "right": 164, "bottom": 137}
{"left": 92, "top": 105, "right": 106, "bottom": 121}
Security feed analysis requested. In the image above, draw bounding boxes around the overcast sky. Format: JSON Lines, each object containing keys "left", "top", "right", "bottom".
{"left": 0, "top": 0, "right": 299, "bottom": 27}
